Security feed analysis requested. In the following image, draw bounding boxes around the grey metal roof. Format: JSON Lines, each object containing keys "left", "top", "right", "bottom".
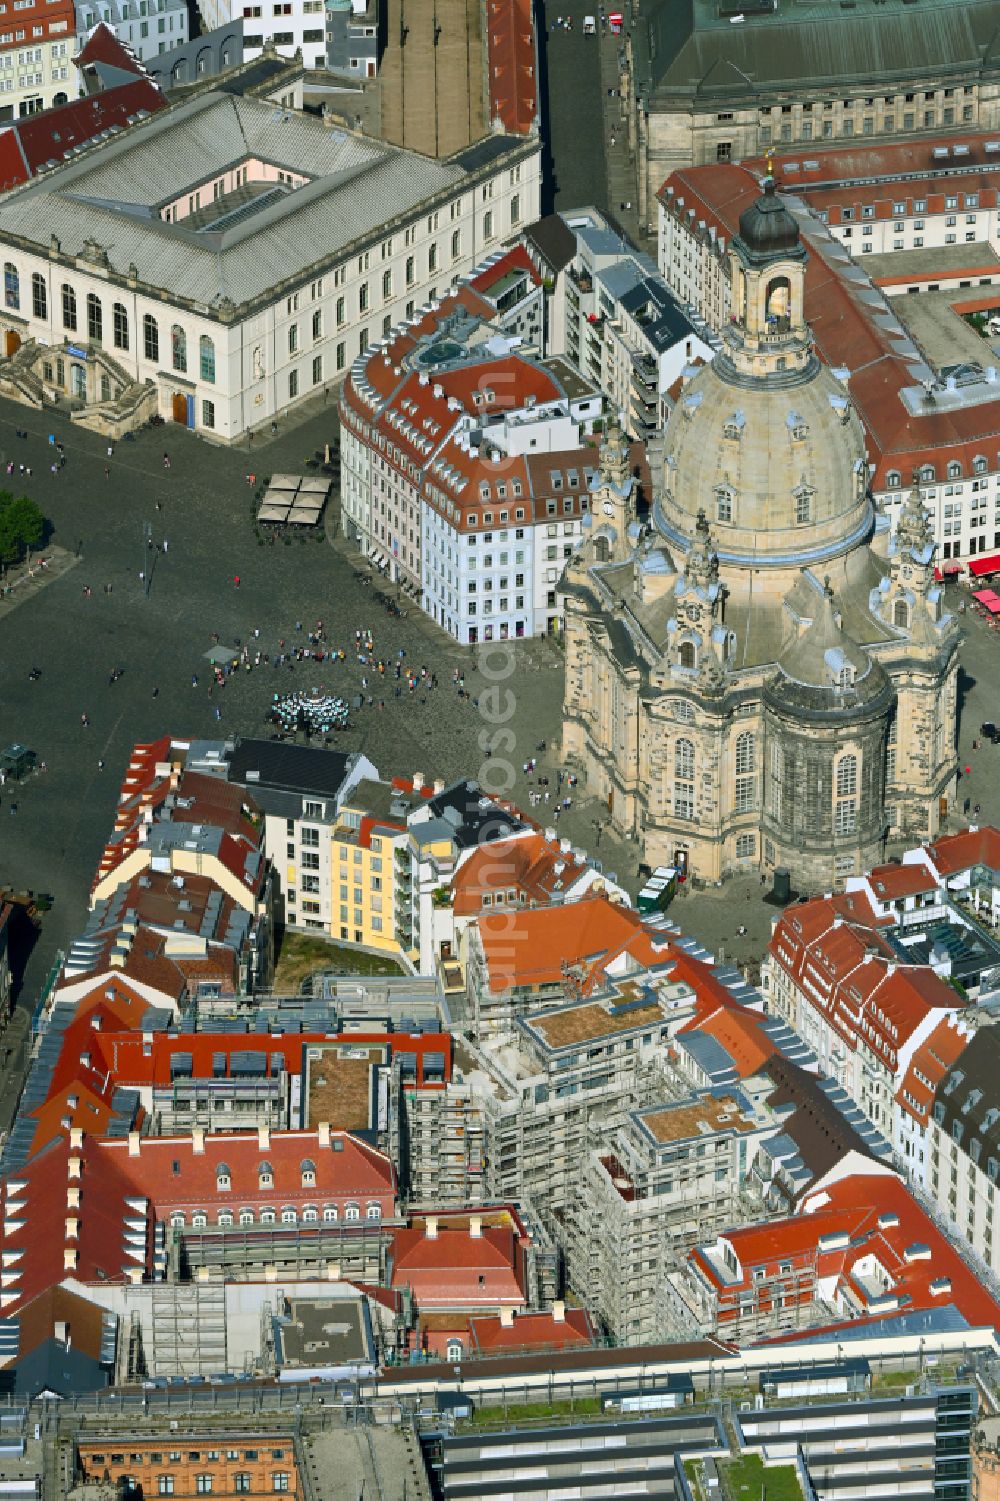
{"left": 0, "top": 90, "right": 468, "bottom": 311}
{"left": 636, "top": 0, "right": 1000, "bottom": 102}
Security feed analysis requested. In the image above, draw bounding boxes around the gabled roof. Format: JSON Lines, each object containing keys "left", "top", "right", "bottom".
{"left": 485, "top": 0, "right": 535, "bottom": 134}
{"left": 0, "top": 79, "right": 166, "bottom": 193}
{"left": 476, "top": 893, "right": 646, "bottom": 993}
{"left": 450, "top": 831, "right": 594, "bottom": 916}
{"left": 895, "top": 1012, "right": 972, "bottom": 1126}
{"left": 925, "top": 825, "right": 1000, "bottom": 877}
{"left": 75, "top": 21, "right": 147, "bottom": 79}
{"left": 469, "top": 1307, "right": 595, "bottom": 1353}
{"left": 388, "top": 1221, "right": 527, "bottom": 1307}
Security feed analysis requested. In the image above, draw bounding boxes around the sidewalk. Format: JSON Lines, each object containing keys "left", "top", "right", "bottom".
{"left": 596, "top": 22, "right": 652, "bottom": 254}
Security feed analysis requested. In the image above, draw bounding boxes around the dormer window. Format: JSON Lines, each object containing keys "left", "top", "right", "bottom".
{"left": 886, "top": 471, "right": 901, "bottom": 489}
{"left": 300, "top": 1158, "right": 316, "bottom": 1188}
{"left": 216, "top": 1163, "right": 231, "bottom": 1192}
{"left": 258, "top": 1161, "right": 273, "bottom": 1190}
{"left": 345, "top": 1202, "right": 360, "bottom": 1222}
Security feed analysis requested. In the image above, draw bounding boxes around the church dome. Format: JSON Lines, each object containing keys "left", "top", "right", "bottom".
{"left": 736, "top": 177, "right": 805, "bottom": 264}
{"left": 656, "top": 355, "right": 871, "bottom": 570}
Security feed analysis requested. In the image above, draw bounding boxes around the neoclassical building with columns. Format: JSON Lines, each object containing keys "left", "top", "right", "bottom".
{"left": 561, "top": 179, "right": 960, "bottom": 892}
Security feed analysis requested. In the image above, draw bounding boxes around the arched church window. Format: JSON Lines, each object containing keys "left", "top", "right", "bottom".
{"left": 734, "top": 733, "right": 757, "bottom": 814}
{"left": 673, "top": 739, "right": 695, "bottom": 822}
{"left": 674, "top": 700, "right": 695, "bottom": 723}
{"left": 794, "top": 485, "right": 813, "bottom": 525}
{"left": 770, "top": 742, "right": 784, "bottom": 822}
{"left": 675, "top": 738, "right": 695, "bottom": 779}
{"left": 834, "top": 753, "right": 858, "bottom": 836}
{"left": 893, "top": 598, "right": 909, "bottom": 630}
{"left": 678, "top": 641, "right": 696, "bottom": 670}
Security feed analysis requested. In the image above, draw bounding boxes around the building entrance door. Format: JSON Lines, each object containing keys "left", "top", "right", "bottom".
{"left": 70, "top": 363, "right": 86, "bottom": 399}
{"left": 171, "top": 392, "right": 187, "bottom": 423}
{"left": 4, "top": 330, "right": 20, "bottom": 356}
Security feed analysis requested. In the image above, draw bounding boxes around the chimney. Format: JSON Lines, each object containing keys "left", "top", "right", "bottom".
{"left": 264, "top": 1264, "right": 277, "bottom": 1283}
{"left": 126, "top": 1266, "right": 143, "bottom": 1284}
{"left": 258, "top": 1124, "right": 270, "bottom": 1149}
{"left": 68, "top": 1156, "right": 82, "bottom": 1180}
{"left": 469, "top": 1215, "right": 482, "bottom": 1238}
{"left": 69, "top": 1127, "right": 84, "bottom": 1151}
{"left": 63, "top": 1248, "right": 77, "bottom": 1271}
{"left": 196, "top": 1265, "right": 210, "bottom": 1283}
{"left": 64, "top": 1217, "right": 79, "bottom": 1241}
{"left": 552, "top": 1299, "right": 565, "bottom": 1323}
{"left": 499, "top": 1306, "right": 515, "bottom": 1327}
{"left": 426, "top": 1215, "right": 439, "bottom": 1240}
{"left": 433, "top": 779, "right": 445, "bottom": 794}
{"left": 191, "top": 1128, "right": 205, "bottom": 1155}
{"left": 66, "top": 1187, "right": 81, "bottom": 1210}
{"left": 317, "top": 1121, "right": 331, "bottom": 1147}
{"left": 412, "top": 771, "right": 424, "bottom": 790}
{"left": 128, "top": 1131, "right": 141, "bottom": 1157}
{"left": 326, "top": 1263, "right": 341, "bottom": 1281}
{"left": 54, "top": 1321, "right": 68, "bottom": 1346}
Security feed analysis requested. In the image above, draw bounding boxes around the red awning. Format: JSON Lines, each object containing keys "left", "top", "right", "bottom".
{"left": 934, "top": 564, "right": 963, "bottom": 579}
{"left": 969, "top": 553, "right": 1000, "bottom": 577}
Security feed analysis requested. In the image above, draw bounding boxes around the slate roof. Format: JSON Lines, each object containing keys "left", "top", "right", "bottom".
{"left": 636, "top": 0, "right": 1000, "bottom": 103}
{"left": 523, "top": 213, "right": 576, "bottom": 274}
{"left": 226, "top": 738, "right": 353, "bottom": 799}
{"left": 0, "top": 91, "right": 470, "bottom": 311}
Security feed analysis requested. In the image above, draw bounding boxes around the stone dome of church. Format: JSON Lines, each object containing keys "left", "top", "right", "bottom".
{"left": 656, "top": 353, "right": 871, "bottom": 570}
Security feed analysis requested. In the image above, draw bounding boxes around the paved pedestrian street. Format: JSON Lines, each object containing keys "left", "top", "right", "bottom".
{"left": 0, "top": 396, "right": 574, "bottom": 1004}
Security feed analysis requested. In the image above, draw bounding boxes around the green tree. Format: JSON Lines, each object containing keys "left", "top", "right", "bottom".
{"left": 0, "top": 492, "right": 44, "bottom": 565}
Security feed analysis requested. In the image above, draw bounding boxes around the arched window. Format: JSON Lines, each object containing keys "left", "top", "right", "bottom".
{"left": 974, "top": 455, "right": 988, "bottom": 475}
{"left": 835, "top": 753, "right": 858, "bottom": 836}
{"left": 770, "top": 742, "right": 784, "bottom": 822}
{"left": 112, "top": 301, "right": 128, "bottom": 350}
{"left": 86, "top": 293, "right": 102, "bottom": 343}
{"left": 260, "top": 1207, "right": 276, "bottom": 1225}
{"left": 344, "top": 1202, "right": 360, "bottom": 1222}
{"left": 191, "top": 1211, "right": 207, "bottom": 1229}
{"left": 31, "top": 273, "right": 46, "bottom": 320}
{"left": 300, "top": 1158, "right": 316, "bottom": 1187}
{"left": 199, "top": 334, "right": 215, "bottom": 383}
{"left": 322, "top": 1205, "right": 338, "bottom": 1222}
{"left": 217, "top": 1211, "right": 233, "bottom": 1228}
{"left": 258, "top": 1160, "right": 273, "bottom": 1189}
{"left": 3, "top": 262, "right": 18, "bottom": 309}
{"left": 216, "top": 1163, "right": 231, "bottom": 1191}
{"left": 280, "top": 1206, "right": 297, "bottom": 1225}
{"left": 919, "top": 464, "right": 936, "bottom": 484}
{"left": 446, "top": 1339, "right": 463, "bottom": 1363}
{"left": 169, "top": 1211, "right": 185, "bottom": 1228}
{"left": 143, "top": 314, "right": 159, "bottom": 362}
{"left": 679, "top": 640, "right": 696, "bottom": 670}
{"left": 947, "top": 460, "right": 962, "bottom": 481}
{"left": 302, "top": 1206, "right": 318, "bottom": 1224}
{"left": 893, "top": 598, "right": 909, "bottom": 629}
{"left": 171, "top": 323, "right": 186, "bottom": 372}
{"left": 382, "top": 269, "right": 392, "bottom": 300}
{"left": 765, "top": 275, "right": 791, "bottom": 329}
{"left": 735, "top": 732, "right": 756, "bottom": 813}
{"left": 239, "top": 1209, "right": 254, "bottom": 1226}
{"left": 885, "top": 470, "right": 901, "bottom": 489}
{"left": 61, "top": 283, "right": 76, "bottom": 331}
{"left": 366, "top": 1202, "right": 382, "bottom": 1221}
{"left": 674, "top": 738, "right": 695, "bottom": 821}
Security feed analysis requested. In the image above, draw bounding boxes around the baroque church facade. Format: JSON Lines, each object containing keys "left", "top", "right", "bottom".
{"left": 561, "top": 178, "right": 960, "bottom": 891}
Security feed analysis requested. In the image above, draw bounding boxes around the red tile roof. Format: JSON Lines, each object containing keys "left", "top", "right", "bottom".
{"left": 75, "top": 21, "right": 146, "bottom": 76}
{"left": 925, "top": 825, "right": 1000, "bottom": 877}
{"left": 895, "top": 1012, "right": 974, "bottom": 1126}
{"left": 485, "top": 0, "right": 536, "bottom": 135}
{"left": 388, "top": 1221, "right": 527, "bottom": 1308}
{"left": 680, "top": 1003, "right": 776, "bottom": 1079}
{"left": 692, "top": 1172, "right": 1000, "bottom": 1337}
{"left": 451, "top": 831, "right": 596, "bottom": 916}
{"left": 476, "top": 893, "right": 648, "bottom": 992}
{"left": 865, "top": 862, "right": 939, "bottom": 900}
{"left": 469, "top": 244, "right": 541, "bottom": 299}
{"left": 0, "top": 79, "right": 165, "bottom": 193}
{"left": 469, "top": 1307, "right": 595, "bottom": 1353}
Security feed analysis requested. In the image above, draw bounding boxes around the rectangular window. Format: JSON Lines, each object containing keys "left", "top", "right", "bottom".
{"left": 312, "top": 354, "right": 322, "bottom": 385}
{"left": 201, "top": 399, "right": 215, "bottom": 429}
{"left": 289, "top": 368, "right": 298, "bottom": 399}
